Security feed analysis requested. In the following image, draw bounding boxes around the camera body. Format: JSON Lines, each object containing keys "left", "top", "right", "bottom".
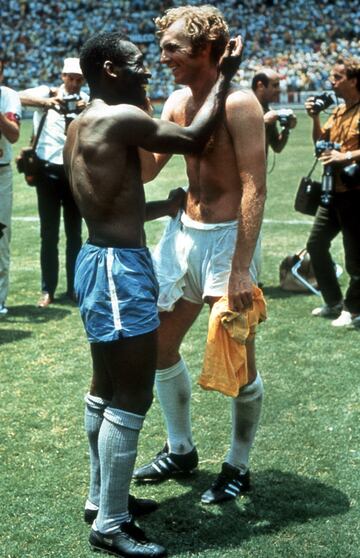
{"left": 314, "top": 141, "right": 341, "bottom": 206}
{"left": 311, "top": 92, "right": 333, "bottom": 114}
{"left": 276, "top": 108, "right": 295, "bottom": 128}
{"left": 315, "top": 140, "right": 341, "bottom": 158}
{"left": 62, "top": 93, "right": 82, "bottom": 115}
{"left": 341, "top": 162, "right": 360, "bottom": 189}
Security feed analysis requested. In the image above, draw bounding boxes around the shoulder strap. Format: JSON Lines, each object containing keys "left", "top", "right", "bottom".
{"left": 306, "top": 156, "right": 318, "bottom": 178}
{"left": 32, "top": 111, "right": 48, "bottom": 150}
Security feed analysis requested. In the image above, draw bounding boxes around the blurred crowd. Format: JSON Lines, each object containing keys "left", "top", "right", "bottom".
{"left": 1, "top": 0, "right": 359, "bottom": 99}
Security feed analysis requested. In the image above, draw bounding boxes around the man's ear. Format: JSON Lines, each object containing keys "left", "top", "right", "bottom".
{"left": 200, "top": 42, "right": 212, "bottom": 59}
{"left": 103, "top": 60, "right": 117, "bottom": 78}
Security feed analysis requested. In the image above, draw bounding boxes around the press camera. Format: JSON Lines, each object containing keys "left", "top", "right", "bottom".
{"left": 315, "top": 140, "right": 341, "bottom": 158}
{"left": 311, "top": 92, "right": 333, "bottom": 114}
{"left": 276, "top": 108, "right": 295, "bottom": 127}
{"left": 61, "top": 93, "right": 82, "bottom": 115}
{"left": 315, "top": 140, "right": 341, "bottom": 206}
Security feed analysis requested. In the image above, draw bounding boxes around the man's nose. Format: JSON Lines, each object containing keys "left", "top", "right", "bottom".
{"left": 160, "top": 50, "right": 169, "bottom": 64}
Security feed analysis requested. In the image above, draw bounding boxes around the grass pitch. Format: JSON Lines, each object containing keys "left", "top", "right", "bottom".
{"left": 0, "top": 112, "right": 359, "bottom": 557}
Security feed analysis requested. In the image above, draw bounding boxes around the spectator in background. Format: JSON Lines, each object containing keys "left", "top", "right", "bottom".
{"left": 305, "top": 57, "right": 360, "bottom": 329}
{"left": 251, "top": 68, "right": 297, "bottom": 281}
{"left": 1, "top": 0, "right": 359, "bottom": 98}
{"left": 0, "top": 59, "right": 21, "bottom": 316}
{"left": 252, "top": 68, "right": 297, "bottom": 155}
{"left": 19, "top": 58, "right": 88, "bottom": 307}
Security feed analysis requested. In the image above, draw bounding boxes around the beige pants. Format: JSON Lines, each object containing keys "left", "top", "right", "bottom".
{"left": 0, "top": 165, "right": 13, "bottom": 305}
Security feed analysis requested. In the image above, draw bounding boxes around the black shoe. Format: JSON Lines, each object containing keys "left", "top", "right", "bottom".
{"left": 133, "top": 444, "right": 198, "bottom": 482}
{"left": 84, "top": 495, "right": 158, "bottom": 524}
{"left": 201, "top": 462, "right": 250, "bottom": 505}
{"left": 89, "top": 519, "right": 167, "bottom": 557}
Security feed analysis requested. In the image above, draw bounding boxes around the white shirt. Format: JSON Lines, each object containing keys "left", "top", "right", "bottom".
{"left": 20, "top": 84, "right": 89, "bottom": 165}
{"left": 0, "top": 85, "right": 22, "bottom": 164}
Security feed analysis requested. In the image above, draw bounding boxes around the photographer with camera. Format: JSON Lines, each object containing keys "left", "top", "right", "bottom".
{"left": 19, "top": 58, "right": 88, "bottom": 307}
{"left": 252, "top": 68, "right": 297, "bottom": 155}
{"left": 0, "top": 59, "right": 21, "bottom": 316}
{"left": 251, "top": 68, "right": 297, "bottom": 282}
{"left": 305, "top": 57, "right": 360, "bottom": 329}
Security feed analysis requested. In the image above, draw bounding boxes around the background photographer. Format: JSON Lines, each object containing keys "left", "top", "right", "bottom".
{"left": 0, "top": 59, "right": 21, "bottom": 316}
{"left": 305, "top": 56, "right": 360, "bottom": 328}
{"left": 19, "top": 58, "right": 88, "bottom": 308}
{"left": 251, "top": 68, "right": 297, "bottom": 283}
{"left": 252, "top": 68, "right": 297, "bottom": 156}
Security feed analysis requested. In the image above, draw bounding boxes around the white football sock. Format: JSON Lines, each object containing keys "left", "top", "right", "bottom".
{"left": 155, "top": 357, "right": 194, "bottom": 454}
{"left": 95, "top": 407, "right": 144, "bottom": 534}
{"left": 84, "top": 393, "right": 110, "bottom": 508}
{"left": 226, "top": 372, "right": 264, "bottom": 474}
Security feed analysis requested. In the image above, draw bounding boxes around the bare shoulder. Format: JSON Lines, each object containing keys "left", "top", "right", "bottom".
{"left": 81, "top": 101, "right": 144, "bottom": 124}
{"left": 162, "top": 87, "right": 191, "bottom": 113}
{"left": 226, "top": 87, "right": 262, "bottom": 116}
{"left": 78, "top": 102, "right": 152, "bottom": 142}
{"left": 167, "top": 87, "right": 191, "bottom": 103}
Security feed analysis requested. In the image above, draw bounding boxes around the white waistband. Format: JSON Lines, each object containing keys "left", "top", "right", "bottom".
{"left": 180, "top": 211, "right": 237, "bottom": 231}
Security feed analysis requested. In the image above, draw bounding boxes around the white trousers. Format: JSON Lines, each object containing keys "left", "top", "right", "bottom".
{"left": 0, "top": 165, "right": 13, "bottom": 305}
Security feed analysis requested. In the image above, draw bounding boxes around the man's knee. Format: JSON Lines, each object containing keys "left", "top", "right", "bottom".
{"left": 112, "top": 388, "right": 154, "bottom": 416}
{"left": 157, "top": 318, "right": 183, "bottom": 368}
{"left": 157, "top": 348, "right": 181, "bottom": 369}
{"left": 307, "top": 235, "right": 330, "bottom": 255}
{"left": 157, "top": 299, "right": 202, "bottom": 368}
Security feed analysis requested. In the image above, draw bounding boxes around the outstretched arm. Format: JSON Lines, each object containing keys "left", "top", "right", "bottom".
{"left": 115, "top": 37, "right": 243, "bottom": 156}
{"left": 145, "top": 187, "right": 186, "bottom": 221}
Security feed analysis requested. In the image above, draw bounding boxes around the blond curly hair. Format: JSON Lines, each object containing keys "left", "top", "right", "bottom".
{"left": 155, "top": 5, "right": 229, "bottom": 64}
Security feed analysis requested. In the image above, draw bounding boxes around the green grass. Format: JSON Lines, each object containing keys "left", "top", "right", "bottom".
{"left": 0, "top": 113, "right": 359, "bottom": 558}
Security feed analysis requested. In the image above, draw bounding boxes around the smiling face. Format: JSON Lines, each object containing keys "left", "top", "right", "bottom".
{"left": 159, "top": 19, "right": 207, "bottom": 86}
{"left": 115, "top": 42, "right": 151, "bottom": 106}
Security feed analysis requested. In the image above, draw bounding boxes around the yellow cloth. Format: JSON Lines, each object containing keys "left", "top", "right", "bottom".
{"left": 198, "top": 286, "right": 267, "bottom": 397}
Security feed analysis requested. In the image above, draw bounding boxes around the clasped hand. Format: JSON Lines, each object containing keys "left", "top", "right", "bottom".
{"left": 219, "top": 36, "right": 243, "bottom": 81}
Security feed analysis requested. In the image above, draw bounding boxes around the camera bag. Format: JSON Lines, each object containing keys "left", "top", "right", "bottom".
{"left": 279, "top": 249, "right": 319, "bottom": 294}
{"left": 16, "top": 111, "right": 47, "bottom": 186}
{"left": 294, "top": 158, "right": 321, "bottom": 216}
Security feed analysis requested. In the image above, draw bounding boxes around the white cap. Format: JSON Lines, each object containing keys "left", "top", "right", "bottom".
{"left": 62, "top": 57, "right": 82, "bottom": 75}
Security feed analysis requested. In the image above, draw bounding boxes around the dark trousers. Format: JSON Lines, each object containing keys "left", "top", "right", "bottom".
{"left": 36, "top": 161, "right": 82, "bottom": 298}
{"left": 306, "top": 189, "right": 360, "bottom": 314}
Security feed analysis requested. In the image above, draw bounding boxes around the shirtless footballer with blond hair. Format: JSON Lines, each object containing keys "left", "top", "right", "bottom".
{"left": 133, "top": 5, "right": 267, "bottom": 505}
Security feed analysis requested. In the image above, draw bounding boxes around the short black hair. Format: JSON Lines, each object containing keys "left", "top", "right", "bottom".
{"left": 80, "top": 32, "right": 130, "bottom": 91}
{"left": 251, "top": 72, "right": 270, "bottom": 91}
